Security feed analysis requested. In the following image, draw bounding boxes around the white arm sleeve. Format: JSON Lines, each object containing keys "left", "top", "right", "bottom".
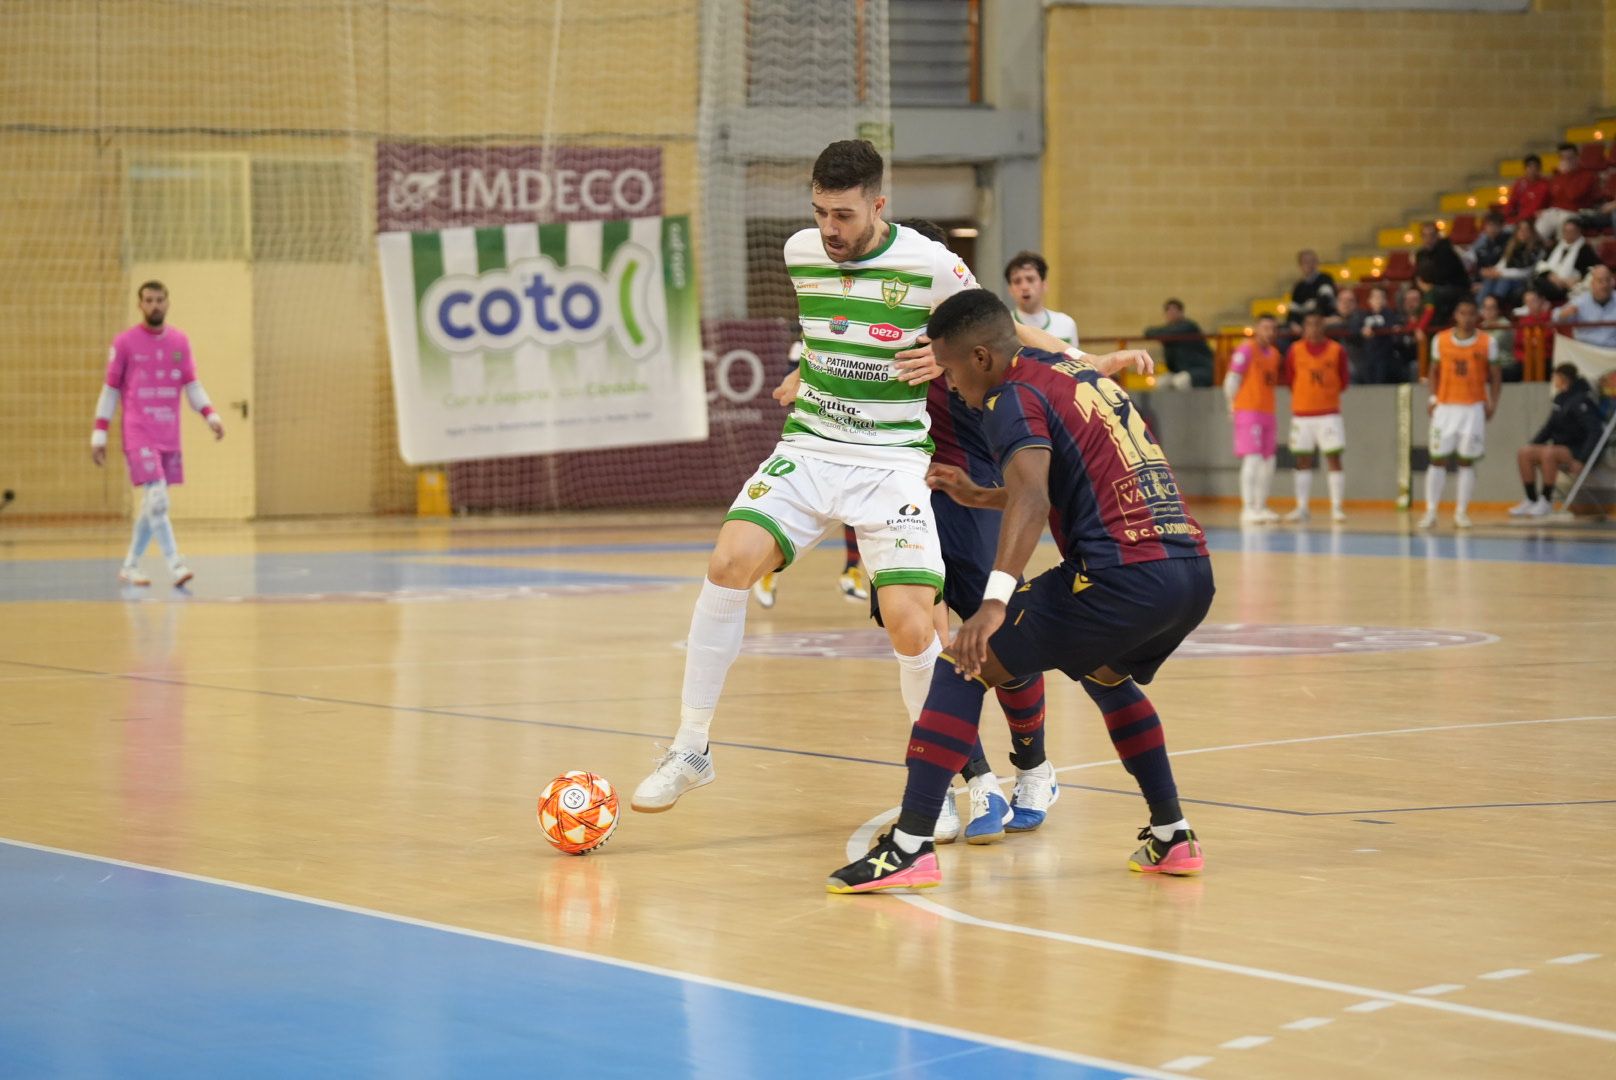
{"left": 91, "top": 385, "right": 119, "bottom": 448}
{"left": 1223, "top": 370, "right": 1242, "bottom": 407}
{"left": 184, "top": 380, "right": 214, "bottom": 415}
{"left": 95, "top": 385, "right": 120, "bottom": 422}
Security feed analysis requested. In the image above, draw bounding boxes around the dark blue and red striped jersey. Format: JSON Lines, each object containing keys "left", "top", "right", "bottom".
{"left": 927, "top": 379, "right": 1000, "bottom": 487}
{"left": 981, "top": 349, "right": 1208, "bottom": 569}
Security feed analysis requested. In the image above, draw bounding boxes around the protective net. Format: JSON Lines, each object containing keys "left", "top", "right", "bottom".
{"left": 0, "top": 0, "right": 891, "bottom": 521}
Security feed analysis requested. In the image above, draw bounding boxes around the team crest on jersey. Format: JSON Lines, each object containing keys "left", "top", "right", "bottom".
{"left": 173, "top": 350, "right": 182, "bottom": 361}
{"left": 840, "top": 275, "right": 854, "bottom": 296}
{"left": 829, "top": 315, "right": 850, "bottom": 335}
{"left": 881, "top": 278, "right": 909, "bottom": 309}
{"left": 747, "top": 481, "right": 770, "bottom": 500}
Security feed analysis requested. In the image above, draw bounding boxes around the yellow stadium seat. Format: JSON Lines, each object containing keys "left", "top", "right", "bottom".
{"left": 1565, "top": 124, "right": 1615, "bottom": 144}
{"left": 1346, "top": 256, "right": 1380, "bottom": 280}
{"left": 1249, "top": 297, "right": 1287, "bottom": 319}
{"left": 1438, "top": 191, "right": 1475, "bottom": 213}
{"left": 1377, "top": 227, "right": 1417, "bottom": 249}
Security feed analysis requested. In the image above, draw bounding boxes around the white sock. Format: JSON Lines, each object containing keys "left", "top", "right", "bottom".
{"left": 1259, "top": 456, "right": 1277, "bottom": 507}
{"left": 673, "top": 578, "right": 750, "bottom": 753}
{"left": 1239, "top": 455, "right": 1261, "bottom": 510}
{"left": 1456, "top": 466, "right": 1476, "bottom": 514}
{"left": 1327, "top": 469, "right": 1345, "bottom": 511}
{"left": 1293, "top": 468, "right": 1313, "bottom": 509}
{"left": 895, "top": 633, "right": 943, "bottom": 724}
{"left": 968, "top": 771, "right": 1000, "bottom": 795}
{"left": 893, "top": 827, "right": 927, "bottom": 853}
{"left": 1425, "top": 466, "right": 1447, "bottom": 513}
{"left": 125, "top": 511, "right": 153, "bottom": 566}
{"left": 1151, "top": 818, "right": 1190, "bottom": 842}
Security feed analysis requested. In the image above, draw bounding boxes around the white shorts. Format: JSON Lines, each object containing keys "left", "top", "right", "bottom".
{"left": 1429, "top": 402, "right": 1487, "bottom": 462}
{"left": 725, "top": 443, "right": 945, "bottom": 595}
{"left": 1289, "top": 414, "right": 1345, "bottom": 455}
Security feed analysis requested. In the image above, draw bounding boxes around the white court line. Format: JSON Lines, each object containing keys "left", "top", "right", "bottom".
{"left": 1411, "top": 984, "right": 1465, "bottom": 996}
{"left": 1053, "top": 714, "right": 1616, "bottom": 776}
{"left": 0, "top": 837, "right": 1180, "bottom": 1080}
{"left": 1160, "top": 1056, "right": 1213, "bottom": 1072}
{"left": 1281, "top": 1017, "right": 1334, "bottom": 1031}
{"left": 1549, "top": 953, "right": 1601, "bottom": 965}
{"left": 1479, "top": 969, "right": 1531, "bottom": 981}
{"left": 1219, "top": 1035, "right": 1272, "bottom": 1050}
{"left": 1344, "top": 1001, "right": 1398, "bottom": 1014}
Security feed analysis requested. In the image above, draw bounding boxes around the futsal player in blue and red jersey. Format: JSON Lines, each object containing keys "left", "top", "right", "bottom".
{"left": 829, "top": 289, "right": 1215, "bottom": 893}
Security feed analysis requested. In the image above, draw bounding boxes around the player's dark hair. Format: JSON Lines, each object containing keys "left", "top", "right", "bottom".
{"left": 811, "top": 140, "right": 883, "bottom": 194}
{"left": 1164, "top": 298, "right": 1185, "bottom": 312}
{"left": 928, "top": 288, "right": 1016, "bottom": 348}
{"left": 897, "top": 218, "right": 948, "bottom": 245}
{"left": 1523, "top": 153, "right": 1541, "bottom": 168}
{"left": 1553, "top": 362, "right": 1579, "bottom": 382}
{"left": 1557, "top": 142, "right": 1577, "bottom": 155}
{"left": 1003, "top": 250, "right": 1048, "bottom": 283}
{"left": 137, "top": 280, "right": 167, "bottom": 298}
{"left": 1454, "top": 297, "right": 1478, "bottom": 311}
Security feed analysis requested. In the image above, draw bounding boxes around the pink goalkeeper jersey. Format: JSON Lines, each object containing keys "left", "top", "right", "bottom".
{"left": 106, "top": 325, "right": 197, "bottom": 451}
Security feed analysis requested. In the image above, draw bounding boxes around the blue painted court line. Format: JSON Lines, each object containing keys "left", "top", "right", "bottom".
{"left": 0, "top": 840, "right": 1160, "bottom": 1080}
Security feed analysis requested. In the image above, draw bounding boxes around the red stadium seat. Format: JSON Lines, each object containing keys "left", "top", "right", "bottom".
{"left": 1447, "top": 215, "right": 1478, "bottom": 245}
{"left": 1598, "top": 236, "right": 1616, "bottom": 268}
{"left": 1382, "top": 250, "right": 1415, "bottom": 281}
{"left": 1580, "top": 143, "right": 1607, "bottom": 171}
{"left": 1602, "top": 170, "right": 1616, "bottom": 200}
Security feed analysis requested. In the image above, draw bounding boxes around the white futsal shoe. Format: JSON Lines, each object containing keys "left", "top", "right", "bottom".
{"left": 631, "top": 744, "right": 715, "bottom": 812}
{"left": 117, "top": 565, "right": 151, "bottom": 587}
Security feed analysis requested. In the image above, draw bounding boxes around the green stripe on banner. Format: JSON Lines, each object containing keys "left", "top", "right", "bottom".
{"left": 797, "top": 295, "right": 930, "bottom": 324}
{"left": 799, "top": 363, "right": 927, "bottom": 402}
{"left": 782, "top": 415, "right": 933, "bottom": 454}
{"left": 792, "top": 399, "right": 926, "bottom": 432}
{"left": 802, "top": 335, "right": 907, "bottom": 362}
{"left": 789, "top": 265, "right": 933, "bottom": 287}
{"left": 411, "top": 231, "right": 443, "bottom": 307}
{"left": 600, "top": 219, "right": 631, "bottom": 269}
{"left": 539, "top": 222, "right": 568, "bottom": 264}
{"left": 475, "top": 227, "right": 505, "bottom": 272}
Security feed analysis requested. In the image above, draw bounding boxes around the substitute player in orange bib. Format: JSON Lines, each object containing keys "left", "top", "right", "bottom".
{"left": 1419, "top": 298, "right": 1503, "bottom": 529}
{"left": 1282, "top": 311, "right": 1350, "bottom": 523}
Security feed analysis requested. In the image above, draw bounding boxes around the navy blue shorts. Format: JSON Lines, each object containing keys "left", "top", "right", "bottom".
{"left": 870, "top": 491, "right": 1001, "bottom": 626}
{"left": 989, "top": 556, "right": 1215, "bottom": 685}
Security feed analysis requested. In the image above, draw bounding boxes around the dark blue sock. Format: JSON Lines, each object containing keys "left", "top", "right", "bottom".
{"left": 897, "top": 661, "right": 988, "bottom": 837}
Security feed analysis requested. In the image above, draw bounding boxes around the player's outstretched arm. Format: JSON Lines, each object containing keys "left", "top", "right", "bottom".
{"left": 926, "top": 463, "right": 1006, "bottom": 510}
{"left": 1013, "top": 322, "right": 1154, "bottom": 379}
{"left": 952, "top": 447, "right": 1051, "bottom": 680}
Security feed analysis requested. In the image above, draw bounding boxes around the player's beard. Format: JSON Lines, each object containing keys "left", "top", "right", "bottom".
{"left": 823, "top": 218, "right": 879, "bottom": 262}
{"left": 143, "top": 311, "right": 165, "bottom": 328}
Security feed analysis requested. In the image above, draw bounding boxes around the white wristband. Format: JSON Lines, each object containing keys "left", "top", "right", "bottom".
{"left": 1063, "top": 347, "right": 1087, "bottom": 362}
{"left": 983, "top": 570, "right": 1017, "bottom": 605}
{"left": 90, "top": 429, "right": 107, "bottom": 449}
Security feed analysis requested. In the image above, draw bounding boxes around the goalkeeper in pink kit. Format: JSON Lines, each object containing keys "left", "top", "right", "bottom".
{"left": 90, "top": 281, "right": 225, "bottom": 587}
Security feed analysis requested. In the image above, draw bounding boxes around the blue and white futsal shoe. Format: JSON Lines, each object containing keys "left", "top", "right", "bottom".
{"left": 1008, "top": 760, "right": 1060, "bottom": 832}
{"left": 964, "top": 775, "right": 1012, "bottom": 845}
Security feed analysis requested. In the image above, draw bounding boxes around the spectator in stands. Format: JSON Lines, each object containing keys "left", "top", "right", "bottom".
{"left": 1326, "top": 289, "right": 1368, "bottom": 384}
{"left": 1554, "top": 264, "right": 1616, "bottom": 348}
{"left": 1574, "top": 194, "right": 1616, "bottom": 236}
{"left": 1535, "top": 143, "right": 1600, "bottom": 244}
{"left": 1288, "top": 249, "right": 1337, "bottom": 330}
{"left": 1477, "top": 219, "right": 1543, "bottom": 308}
{"left": 1394, "top": 284, "right": 1431, "bottom": 382}
{"left": 1511, "top": 362, "right": 1607, "bottom": 517}
{"left": 1467, "top": 211, "right": 1509, "bottom": 280}
{"left": 1357, "top": 285, "right": 1403, "bottom": 385}
{"left": 1143, "top": 298, "right": 1215, "bottom": 388}
{"left": 1478, "top": 293, "right": 1522, "bottom": 383}
{"left": 1503, "top": 153, "right": 1550, "bottom": 226}
{"left": 1415, "top": 221, "right": 1472, "bottom": 324}
{"left": 1533, "top": 218, "right": 1601, "bottom": 304}
{"left": 1514, "top": 287, "right": 1557, "bottom": 368}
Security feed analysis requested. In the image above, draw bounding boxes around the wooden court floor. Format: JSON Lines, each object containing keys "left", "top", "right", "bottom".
{"left": 1, "top": 508, "right": 1613, "bottom": 1077}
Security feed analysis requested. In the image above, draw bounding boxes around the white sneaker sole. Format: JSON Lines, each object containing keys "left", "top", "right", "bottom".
{"left": 630, "top": 771, "right": 714, "bottom": 813}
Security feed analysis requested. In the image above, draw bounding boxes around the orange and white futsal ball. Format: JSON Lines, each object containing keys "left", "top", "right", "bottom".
{"left": 537, "top": 771, "right": 619, "bottom": 855}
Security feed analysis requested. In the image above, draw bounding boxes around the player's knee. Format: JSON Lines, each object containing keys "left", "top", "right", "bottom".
{"left": 708, "top": 521, "right": 782, "bottom": 587}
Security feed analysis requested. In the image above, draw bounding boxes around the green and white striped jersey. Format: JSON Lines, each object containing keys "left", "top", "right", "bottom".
{"left": 1012, "top": 306, "right": 1079, "bottom": 348}
{"left": 783, "top": 223, "right": 977, "bottom": 474}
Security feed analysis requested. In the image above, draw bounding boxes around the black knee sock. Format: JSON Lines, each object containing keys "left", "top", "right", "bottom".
{"left": 1524, "top": 480, "right": 1539, "bottom": 502}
